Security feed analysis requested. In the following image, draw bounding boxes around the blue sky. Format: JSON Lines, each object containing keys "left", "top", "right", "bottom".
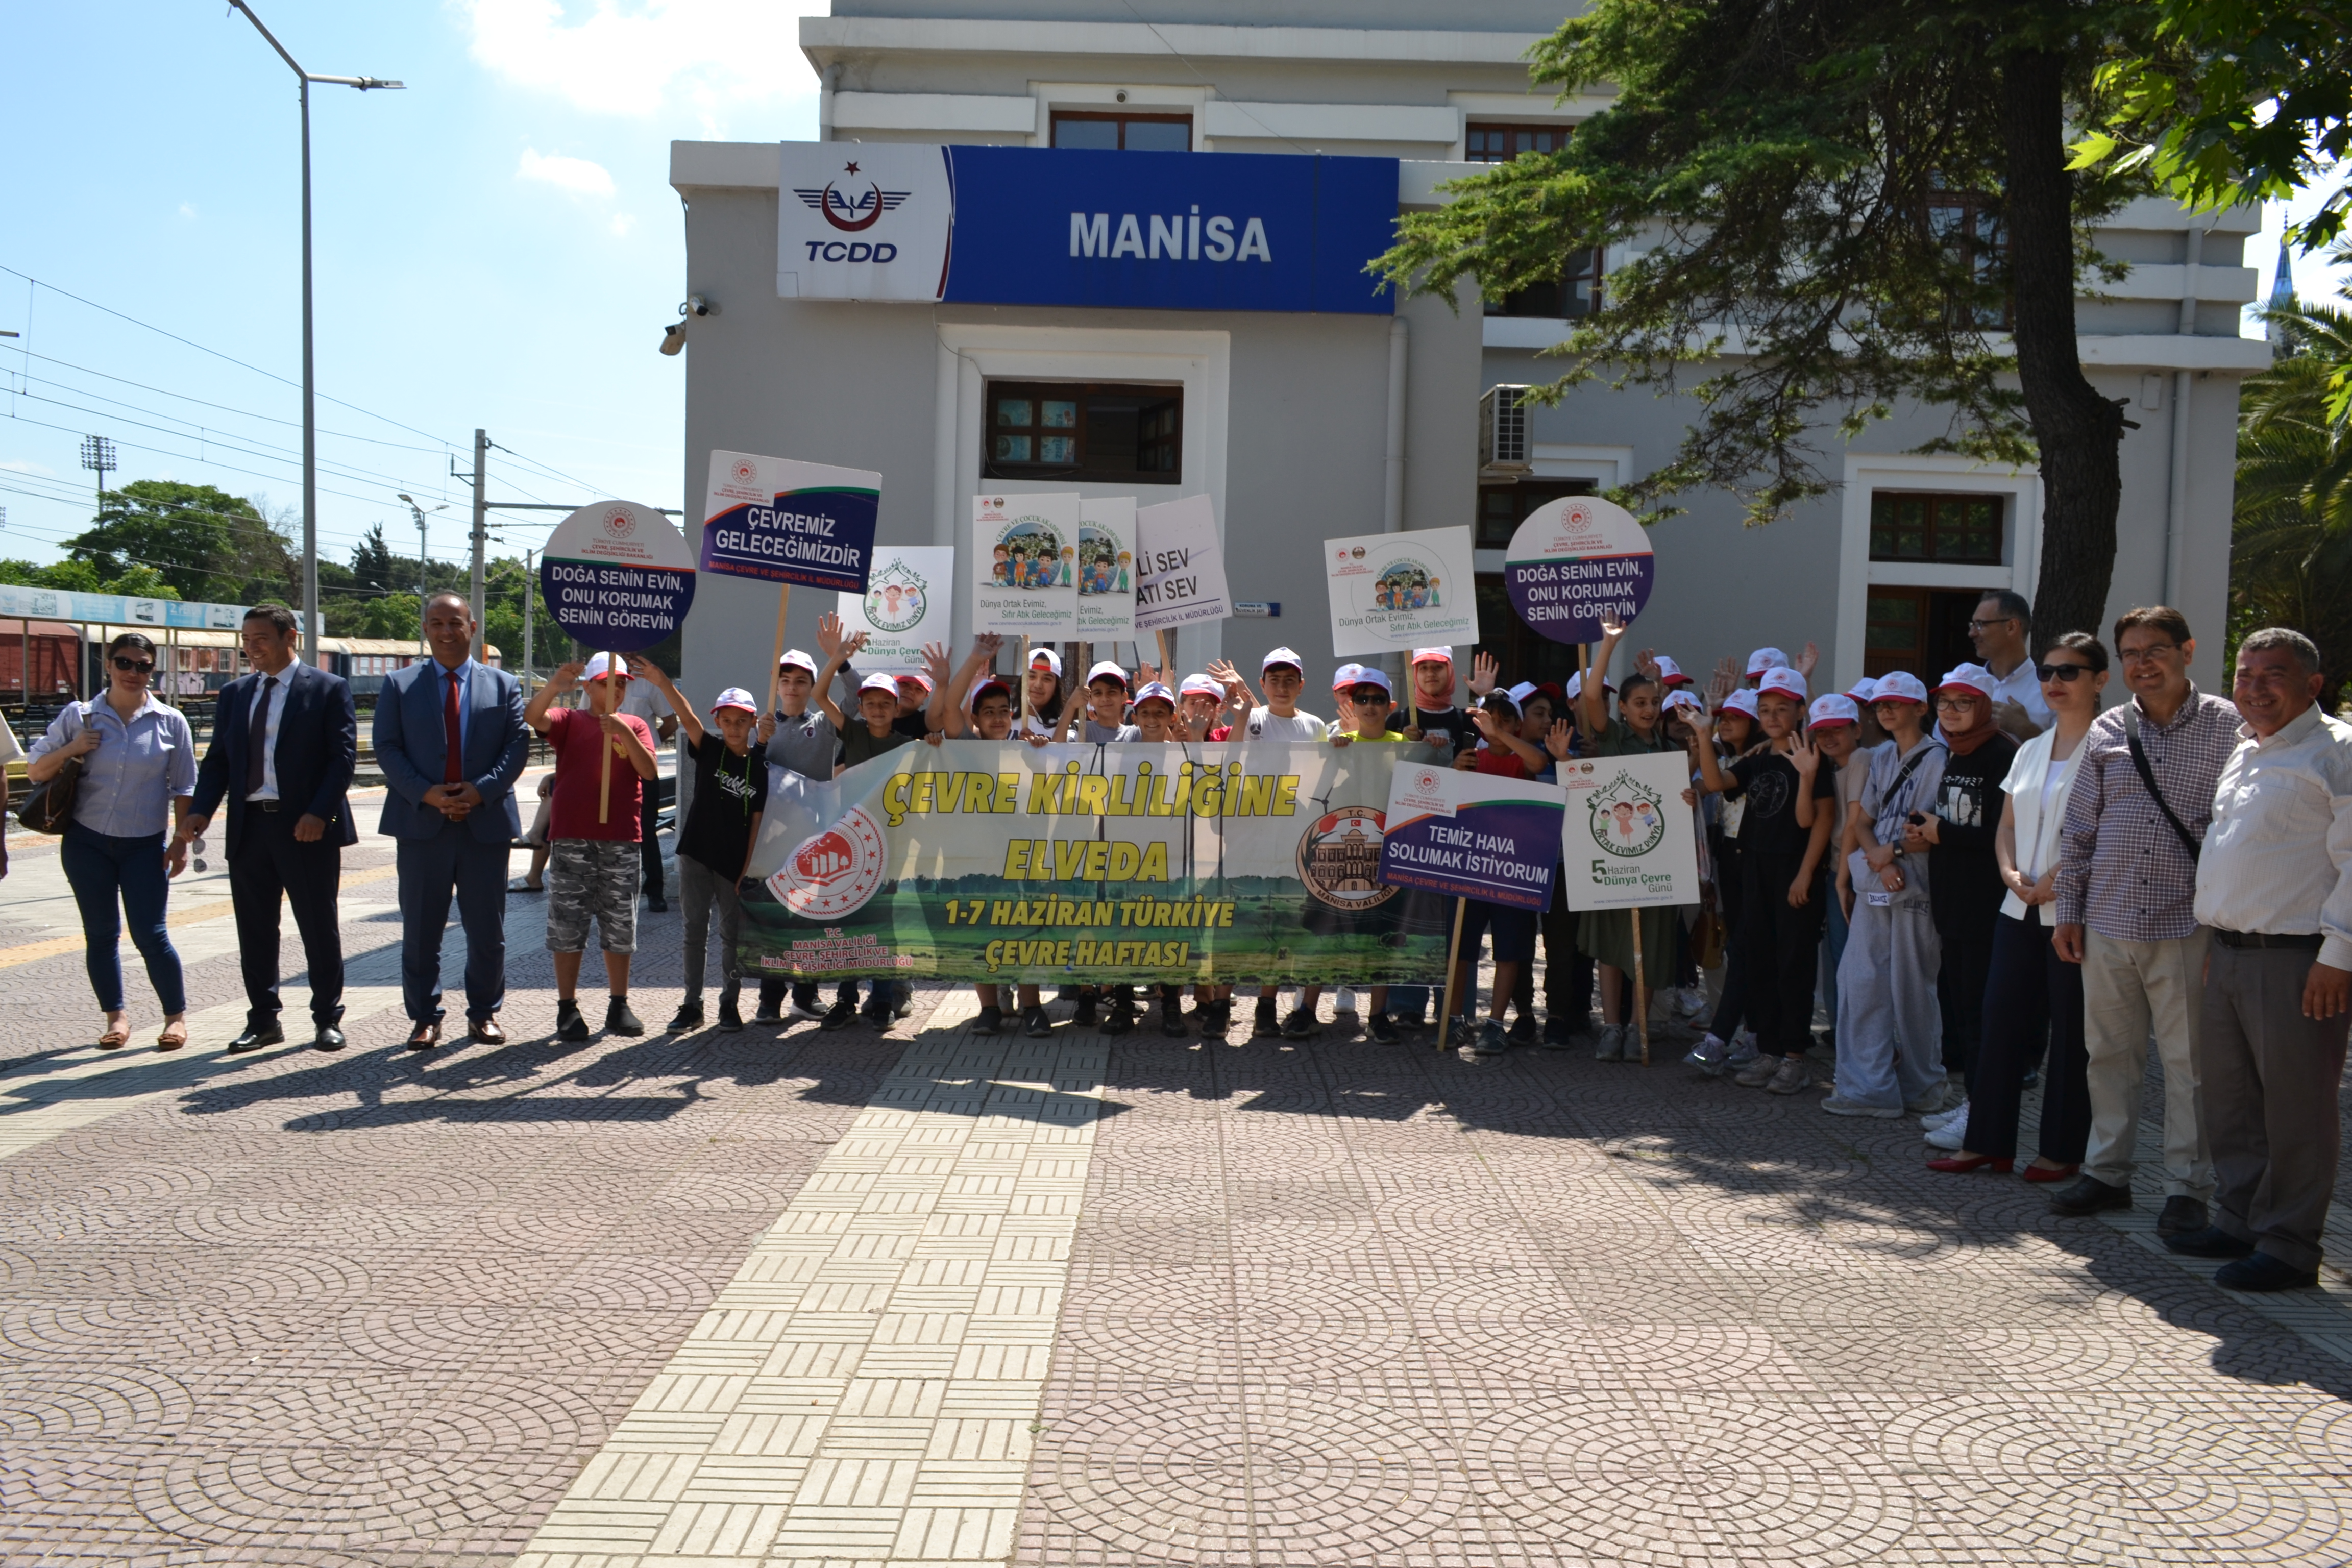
{"left": 2, "top": 4, "right": 2341, "bottom": 596}
{"left": 3, "top": 1, "right": 824, "bottom": 589}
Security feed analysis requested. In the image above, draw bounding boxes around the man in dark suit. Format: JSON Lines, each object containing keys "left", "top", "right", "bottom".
{"left": 178, "top": 602, "right": 359, "bottom": 1052}
{"left": 375, "top": 591, "right": 530, "bottom": 1049}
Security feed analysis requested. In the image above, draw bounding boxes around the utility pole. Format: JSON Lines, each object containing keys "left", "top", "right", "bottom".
{"left": 79, "top": 434, "right": 115, "bottom": 516}
{"left": 522, "top": 547, "right": 536, "bottom": 691}
{"left": 469, "top": 428, "right": 488, "bottom": 661}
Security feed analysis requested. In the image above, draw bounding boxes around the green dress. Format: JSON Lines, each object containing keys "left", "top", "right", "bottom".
{"left": 1576, "top": 718, "right": 1690, "bottom": 975}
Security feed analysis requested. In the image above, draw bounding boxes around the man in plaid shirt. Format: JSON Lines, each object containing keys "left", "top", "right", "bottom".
{"left": 2049, "top": 607, "right": 2240, "bottom": 1234}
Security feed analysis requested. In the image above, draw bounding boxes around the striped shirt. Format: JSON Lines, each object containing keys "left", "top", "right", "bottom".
{"left": 2052, "top": 685, "right": 2240, "bottom": 941}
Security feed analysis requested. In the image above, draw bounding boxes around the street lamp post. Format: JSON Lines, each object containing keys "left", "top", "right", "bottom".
{"left": 228, "top": 3, "right": 401, "bottom": 662}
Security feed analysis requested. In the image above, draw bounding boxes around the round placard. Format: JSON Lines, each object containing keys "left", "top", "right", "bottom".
{"left": 540, "top": 499, "right": 699, "bottom": 653}
{"left": 1502, "top": 494, "right": 1655, "bottom": 644}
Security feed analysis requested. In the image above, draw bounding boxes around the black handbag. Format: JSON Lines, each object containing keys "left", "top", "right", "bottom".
{"left": 14, "top": 704, "right": 88, "bottom": 835}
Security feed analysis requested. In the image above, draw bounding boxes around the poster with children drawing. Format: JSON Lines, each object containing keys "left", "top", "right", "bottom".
{"left": 972, "top": 492, "right": 1080, "bottom": 637}
{"left": 1558, "top": 751, "right": 1700, "bottom": 910}
{"left": 1322, "top": 525, "right": 1478, "bottom": 656}
{"left": 1074, "top": 495, "right": 1138, "bottom": 640}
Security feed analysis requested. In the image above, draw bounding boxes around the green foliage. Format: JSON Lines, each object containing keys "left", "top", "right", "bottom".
{"left": 1373, "top": 0, "right": 2144, "bottom": 526}
{"left": 0, "top": 555, "right": 178, "bottom": 598}
{"left": 63, "top": 481, "right": 291, "bottom": 604}
{"left": 2078, "top": 1, "right": 2352, "bottom": 250}
{"left": 2231, "top": 299, "right": 2352, "bottom": 703}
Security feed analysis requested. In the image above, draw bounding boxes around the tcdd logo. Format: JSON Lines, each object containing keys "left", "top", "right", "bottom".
{"left": 793, "top": 161, "right": 908, "bottom": 264}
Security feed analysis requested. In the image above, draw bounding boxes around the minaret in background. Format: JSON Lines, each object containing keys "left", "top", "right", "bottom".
{"left": 2266, "top": 233, "right": 2299, "bottom": 355}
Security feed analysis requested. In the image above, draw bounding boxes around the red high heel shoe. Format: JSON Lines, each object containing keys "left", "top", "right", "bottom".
{"left": 1926, "top": 1153, "right": 2013, "bottom": 1175}
{"left": 2021, "top": 1162, "right": 2079, "bottom": 1184}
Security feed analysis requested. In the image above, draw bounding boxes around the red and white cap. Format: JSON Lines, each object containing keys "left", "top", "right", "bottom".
{"left": 1084, "top": 658, "right": 1131, "bottom": 690}
{"left": 965, "top": 676, "right": 1011, "bottom": 708}
{"left": 895, "top": 671, "right": 934, "bottom": 694}
{"left": 1663, "top": 689, "right": 1704, "bottom": 714}
{"left": 1846, "top": 675, "right": 1879, "bottom": 705}
{"left": 1411, "top": 646, "right": 1454, "bottom": 666}
{"left": 1333, "top": 663, "right": 1364, "bottom": 691}
{"left": 777, "top": 648, "right": 819, "bottom": 677}
{"left": 1719, "top": 689, "right": 1761, "bottom": 719}
{"left": 1870, "top": 670, "right": 1929, "bottom": 705}
{"left": 1179, "top": 673, "right": 1223, "bottom": 699}
{"left": 1132, "top": 681, "right": 1178, "bottom": 708}
{"left": 583, "top": 652, "right": 627, "bottom": 682}
{"left": 1564, "top": 670, "right": 1615, "bottom": 699}
{"left": 1746, "top": 646, "right": 1790, "bottom": 677}
{"left": 1756, "top": 666, "right": 1808, "bottom": 702}
{"left": 858, "top": 671, "right": 900, "bottom": 696}
{"left": 1342, "top": 666, "right": 1393, "bottom": 697}
{"left": 1937, "top": 663, "right": 1996, "bottom": 700}
{"left": 1262, "top": 646, "right": 1305, "bottom": 673}
{"left": 1655, "top": 654, "right": 1693, "bottom": 687}
{"left": 1808, "top": 693, "right": 1859, "bottom": 730}
{"left": 1027, "top": 647, "right": 1062, "bottom": 678}
{"left": 710, "top": 686, "right": 758, "bottom": 715}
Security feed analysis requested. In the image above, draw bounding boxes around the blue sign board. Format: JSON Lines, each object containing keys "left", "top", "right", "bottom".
{"left": 1379, "top": 764, "right": 1565, "bottom": 912}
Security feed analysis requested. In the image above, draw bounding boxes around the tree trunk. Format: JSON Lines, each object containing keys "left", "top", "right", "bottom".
{"left": 2001, "top": 48, "right": 2124, "bottom": 653}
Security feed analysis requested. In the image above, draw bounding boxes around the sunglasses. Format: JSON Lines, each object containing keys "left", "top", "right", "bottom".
{"left": 2035, "top": 662, "right": 2093, "bottom": 682}
{"left": 112, "top": 657, "right": 155, "bottom": 673}
{"left": 1346, "top": 688, "right": 1393, "bottom": 705}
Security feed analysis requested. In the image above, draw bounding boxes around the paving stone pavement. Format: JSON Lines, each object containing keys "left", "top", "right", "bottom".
{"left": 3, "top": 807, "right": 2351, "bottom": 1565}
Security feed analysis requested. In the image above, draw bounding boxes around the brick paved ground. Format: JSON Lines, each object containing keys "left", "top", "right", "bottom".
{"left": 4, "top": 793, "right": 2351, "bottom": 1565}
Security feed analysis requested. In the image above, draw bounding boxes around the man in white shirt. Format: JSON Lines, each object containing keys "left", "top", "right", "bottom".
{"left": 618, "top": 668, "right": 678, "bottom": 912}
{"left": 2172, "top": 627, "right": 2352, "bottom": 1291}
{"left": 1967, "top": 589, "right": 2052, "bottom": 741}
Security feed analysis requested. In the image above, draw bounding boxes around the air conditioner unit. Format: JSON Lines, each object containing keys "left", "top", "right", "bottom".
{"left": 1478, "top": 384, "right": 1530, "bottom": 477}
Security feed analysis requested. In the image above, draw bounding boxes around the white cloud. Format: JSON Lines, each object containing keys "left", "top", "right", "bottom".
{"left": 463, "top": 0, "right": 827, "bottom": 122}
{"left": 518, "top": 147, "right": 618, "bottom": 198}
{"left": 609, "top": 212, "right": 638, "bottom": 237}
{"left": 0, "top": 460, "right": 56, "bottom": 478}
{"left": 178, "top": 202, "right": 198, "bottom": 220}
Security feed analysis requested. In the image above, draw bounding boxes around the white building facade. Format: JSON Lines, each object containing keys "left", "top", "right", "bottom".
{"left": 670, "top": 1, "right": 2261, "bottom": 699}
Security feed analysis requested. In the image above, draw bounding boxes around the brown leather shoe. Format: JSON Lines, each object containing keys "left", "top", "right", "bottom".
{"left": 405, "top": 1020, "right": 442, "bottom": 1051}
{"left": 468, "top": 1016, "right": 506, "bottom": 1045}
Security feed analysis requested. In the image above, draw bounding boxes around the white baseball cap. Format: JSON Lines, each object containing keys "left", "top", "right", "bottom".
{"left": 1756, "top": 667, "right": 1808, "bottom": 702}
{"left": 1846, "top": 675, "right": 1880, "bottom": 705}
{"left": 966, "top": 676, "right": 1012, "bottom": 708}
{"left": 1808, "top": 693, "right": 1859, "bottom": 729}
{"left": 1655, "top": 654, "right": 1693, "bottom": 687}
{"left": 1663, "top": 689, "right": 1704, "bottom": 714}
{"left": 710, "top": 687, "right": 759, "bottom": 715}
{"left": 1937, "top": 663, "right": 1996, "bottom": 700}
{"left": 1132, "top": 681, "right": 1177, "bottom": 708}
{"left": 1871, "top": 670, "right": 1929, "bottom": 705}
{"left": 1332, "top": 662, "right": 1364, "bottom": 690}
{"left": 859, "top": 672, "right": 900, "bottom": 696}
{"left": 1028, "top": 647, "right": 1063, "bottom": 677}
{"left": 1719, "top": 689, "right": 1761, "bottom": 719}
{"left": 1342, "top": 667, "right": 1393, "bottom": 697}
{"left": 1262, "top": 646, "right": 1304, "bottom": 673}
{"left": 1084, "top": 658, "right": 1131, "bottom": 690}
{"left": 895, "top": 671, "right": 934, "bottom": 694}
{"left": 1506, "top": 680, "right": 1539, "bottom": 706}
{"left": 1746, "top": 646, "right": 1790, "bottom": 677}
{"left": 583, "top": 652, "right": 626, "bottom": 682}
{"left": 777, "top": 648, "right": 818, "bottom": 676}
{"left": 1179, "top": 673, "right": 1222, "bottom": 699}
{"left": 1411, "top": 647, "right": 1453, "bottom": 666}
{"left": 1564, "top": 671, "right": 1615, "bottom": 699}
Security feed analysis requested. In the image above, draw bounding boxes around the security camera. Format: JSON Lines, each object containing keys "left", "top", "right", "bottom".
{"left": 683, "top": 294, "right": 717, "bottom": 317}
{"left": 659, "top": 321, "right": 688, "bottom": 356}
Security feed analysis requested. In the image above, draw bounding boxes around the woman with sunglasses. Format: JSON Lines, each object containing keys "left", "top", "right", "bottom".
{"left": 1927, "top": 633, "right": 2108, "bottom": 1175}
{"left": 25, "top": 632, "right": 197, "bottom": 1050}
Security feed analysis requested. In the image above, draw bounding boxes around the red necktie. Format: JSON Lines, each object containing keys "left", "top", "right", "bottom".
{"left": 443, "top": 668, "right": 464, "bottom": 785}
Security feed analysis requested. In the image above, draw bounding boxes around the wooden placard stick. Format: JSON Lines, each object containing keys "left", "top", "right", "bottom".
{"left": 599, "top": 650, "right": 615, "bottom": 825}
{"left": 1630, "top": 908, "right": 1650, "bottom": 1066}
{"left": 1437, "top": 897, "right": 1467, "bottom": 1051}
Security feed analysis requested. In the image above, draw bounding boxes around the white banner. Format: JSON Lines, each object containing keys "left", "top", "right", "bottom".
{"left": 972, "top": 492, "right": 1080, "bottom": 637}
{"left": 1133, "top": 493, "right": 1233, "bottom": 632}
{"left": 838, "top": 545, "right": 953, "bottom": 670}
{"left": 1075, "top": 496, "right": 1138, "bottom": 639}
{"left": 777, "top": 143, "right": 952, "bottom": 302}
{"left": 1559, "top": 751, "right": 1701, "bottom": 911}
{"left": 1324, "top": 525, "right": 1478, "bottom": 656}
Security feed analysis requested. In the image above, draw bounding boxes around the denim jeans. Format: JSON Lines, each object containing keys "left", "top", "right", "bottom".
{"left": 60, "top": 822, "right": 186, "bottom": 1014}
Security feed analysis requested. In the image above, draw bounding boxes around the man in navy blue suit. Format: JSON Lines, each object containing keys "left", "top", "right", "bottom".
{"left": 374, "top": 592, "right": 530, "bottom": 1049}
{"left": 179, "top": 602, "right": 359, "bottom": 1052}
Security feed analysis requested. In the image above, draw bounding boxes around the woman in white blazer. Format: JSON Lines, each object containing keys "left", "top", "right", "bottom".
{"left": 1928, "top": 632, "right": 2110, "bottom": 1177}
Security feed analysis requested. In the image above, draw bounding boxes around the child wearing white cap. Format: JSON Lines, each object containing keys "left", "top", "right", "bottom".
{"left": 1402, "top": 647, "right": 1480, "bottom": 758}
{"left": 524, "top": 653, "right": 663, "bottom": 1041}
{"left": 751, "top": 618, "right": 866, "bottom": 1025}
{"left": 1021, "top": 646, "right": 1068, "bottom": 740}
{"left": 1244, "top": 647, "right": 1329, "bottom": 1037}
{"left": 937, "top": 638, "right": 1051, "bottom": 1039}
{"left": 1058, "top": 658, "right": 1142, "bottom": 743}
{"left": 632, "top": 662, "right": 769, "bottom": 1033}
{"left": 806, "top": 651, "right": 921, "bottom": 1030}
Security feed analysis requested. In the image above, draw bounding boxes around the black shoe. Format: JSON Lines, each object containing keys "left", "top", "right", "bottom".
{"left": 312, "top": 1025, "right": 346, "bottom": 1052}
{"left": 226, "top": 1024, "right": 285, "bottom": 1055}
{"left": 860, "top": 998, "right": 892, "bottom": 1028}
{"left": 2047, "top": 1175, "right": 2133, "bottom": 1217}
{"left": 2019, "top": 1068, "right": 2041, "bottom": 1090}
{"left": 666, "top": 1003, "right": 705, "bottom": 1034}
{"left": 2214, "top": 1252, "right": 2321, "bottom": 1292}
{"left": 1369, "top": 1011, "right": 1401, "bottom": 1045}
{"left": 648, "top": 894, "right": 668, "bottom": 913}
{"left": 1072, "top": 994, "right": 1099, "bottom": 1027}
{"left": 1021, "top": 1005, "right": 1052, "bottom": 1038}
{"left": 1506, "top": 1013, "right": 1539, "bottom": 1047}
{"left": 555, "top": 1001, "right": 590, "bottom": 1043}
{"left": 1540, "top": 1018, "right": 1573, "bottom": 1051}
{"left": 717, "top": 997, "right": 744, "bottom": 1033}
{"left": 1159, "top": 999, "right": 1188, "bottom": 1037}
{"left": 1101, "top": 1003, "right": 1137, "bottom": 1035}
{"left": 2156, "top": 1196, "right": 2209, "bottom": 1238}
{"left": 606, "top": 998, "right": 646, "bottom": 1037}
{"left": 892, "top": 993, "right": 912, "bottom": 1020}
{"left": 1253, "top": 1001, "right": 1281, "bottom": 1038}
{"left": 2163, "top": 1225, "right": 2255, "bottom": 1259}
{"left": 1281, "top": 1007, "right": 1317, "bottom": 1040}
{"left": 753, "top": 1004, "right": 785, "bottom": 1026}
{"left": 971, "top": 1005, "right": 1004, "bottom": 1036}
{"left": 821, "top": 998, "right": 858, "bottom": 1031}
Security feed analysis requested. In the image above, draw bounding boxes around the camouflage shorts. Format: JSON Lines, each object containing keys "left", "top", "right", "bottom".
{"left": 546, "top": 839, "right": 641, "bottom": 954}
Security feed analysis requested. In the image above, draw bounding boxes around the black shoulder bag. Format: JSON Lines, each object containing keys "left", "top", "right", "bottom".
{"left": 14, "top": 703, "right": 88, "bottom": 835}
{"left": 2123, "top": 707, "right": 2202, "bottom": 863}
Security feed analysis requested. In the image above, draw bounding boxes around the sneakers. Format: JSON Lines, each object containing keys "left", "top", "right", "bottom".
{"left": 1021, "top": 1004, "right": 1053, "bottom": 1039}
{"left": 555, "top": 999, "right": 590, "bottom": 1042}
{"left": 1473, "top": 1019, "right": 1510, "bottom": 1057}
{"left": 1506, "top": 1012, "right": 1539, "bottom": 1047}
{"left": 821, "top": 998, "right": 858, "bottom": 1031}
{"left": 1102, "top": 999, "right": 1138, "bottom": 1035}
{"left": 1923, "top": 1120, "right": 1968, "bottom": 1152}
{"left": 1369, "top": 1011, "right": 1401, "bottom": 1045}
{"left": 1765, "top": 1056, "right": 1809, "bottom": 1094}
{"left": 605, "top": 998, "right": 646, "bottom": 1038}
{"left": 1732, "top": 1052, "right": 1780, "bottom": 1088}
{"left": 717, "top": 995, "right": 744, "bottom": 1033}
{"left": 1725, "top": 1030, "right": 1761, "bottom": 1069}
{"left": 752, "top": 1003, "right": 785, "bottom": 1026}
{"left": 1921, "top": 1099, "right": 1971, "bottom": 1131}
{"left": 1683, "top": 1033, "right": 1729, "bottom": 1075}
{"left": 1675, "top": 983, "right": 1710, "bottom": 1019}
{"left": 1441, "top": 1015, "right": 1476, "bottom": 1050}
{"left": 1072, "top": 993, "right": 1100, "bottom": 1027}
{"left": 789, "top": 988, "right": 825, "bottom": 1021}
{"left": 1159, "top": 995, "right": 1188, "bottom": 1037}
{"left": 1332, "top": 985, "right": 1360, "bottom": 1017}
{"left": 1281, "top": 1007, "right": 1318, "bottom": 1040}
{"left": 1541, "top": 1017, "right": 1574, "bottom": 1051}
{"left": 1820, "top": 1094, "right": 1902, "bottom": 1119}
{"left": 972, "top": 1005, "right": 1005, "bottom": 1037}
{"left": 1593, "top": 1024, "right": 1626, "bottom": 1063}
{"left": 1253, "top": 1000, "right": 1282, "bottom": 1038}
{"left": 1905, "top": 1087, "right": 1955, "bottom": 1116}
{"left": 860, "top": 995, "right": 894, "bottom": 1029}
{"left": 665, "top": 1002, "right": 704, "bottom": 1033}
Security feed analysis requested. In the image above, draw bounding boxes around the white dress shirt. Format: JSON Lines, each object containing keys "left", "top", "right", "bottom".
{"left": 247, "top": 655, "right": 301, "bottom": 801}
{"left": 1996, "top": 725, "right": 2082, "bottom": 920}
{"left": 1984, "top": 656, "right": 2053, "bottom": 730}
{"left": 2194, "top": 704, "right": 2352, "bottom": 969}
